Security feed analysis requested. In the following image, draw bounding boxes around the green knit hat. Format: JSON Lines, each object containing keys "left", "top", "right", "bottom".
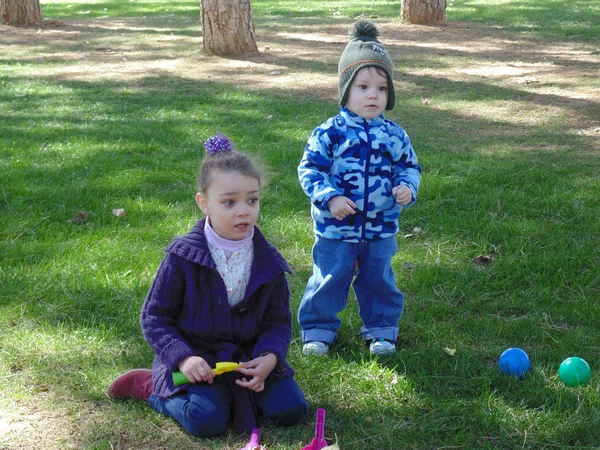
{"left": 338, "top": 20, "right": 395, "bottom": 110}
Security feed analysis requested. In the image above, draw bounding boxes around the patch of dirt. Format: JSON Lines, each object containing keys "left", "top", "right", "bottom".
{"left": 2, "top": 16, "right": 598, "bottom": 154}
{"left": 2, "top": 17, "right": 598, "bottom": 100}
{"left": 0, "top": 394, "right": 83, "bottom": 449}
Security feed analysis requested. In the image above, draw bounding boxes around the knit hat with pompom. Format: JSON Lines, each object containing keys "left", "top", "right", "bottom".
{"left": 338, "top": 20, "right": 395, "bottom": 110}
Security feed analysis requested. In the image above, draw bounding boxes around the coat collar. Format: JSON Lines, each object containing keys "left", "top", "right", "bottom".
{"left": 165, "top": 218, "right": 291, "bottom": 277}
{"left": 339, "top": 106, "right": 385, "bottom": 127}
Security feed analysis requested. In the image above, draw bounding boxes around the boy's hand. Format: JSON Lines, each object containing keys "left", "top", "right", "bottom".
{"left": 392, "top": 185, "right": 412, "bottom": 206}
{"left": 179, "top": 356, "right": 215, "bottom": 384}
{"left": 328, "top": 196, "right": 357, "bottom": 221}
{"left": 235, "top": 353, "right": 277, "bottom": 393}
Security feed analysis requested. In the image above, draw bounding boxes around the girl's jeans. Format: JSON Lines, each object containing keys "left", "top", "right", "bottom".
{"left": 148, "top": 376, "right": 307, "bottom": 437}
{"left": 298, "top": 235, "right": 404, "bottom": 344}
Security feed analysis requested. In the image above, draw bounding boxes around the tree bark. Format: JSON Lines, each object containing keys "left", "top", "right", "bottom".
{"left": 401, "top": 0, "right": 446, "bottom": 25}
{"left": 1, "top": 0, "right": 42, "bottom": 26}
{"left": 201, "top": 0, "right": 257, "bottom": 56}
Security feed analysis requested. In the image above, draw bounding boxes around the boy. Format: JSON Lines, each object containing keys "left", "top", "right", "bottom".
{"left": 298, "top": 20, "right": 422, "bottom": 356}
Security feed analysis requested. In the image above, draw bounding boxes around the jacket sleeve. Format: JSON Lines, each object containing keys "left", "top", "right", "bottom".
{"left": 251, "top": 273, "right": 292, "bottom": 365}
{"left": 298, "top": 126, "right": 341, "bottom": 211}
{"left": 140, "top": 253, "right": 196, "bottom": 371}
{"left": 392, "top": 128, "right": 422, "bottom": 207}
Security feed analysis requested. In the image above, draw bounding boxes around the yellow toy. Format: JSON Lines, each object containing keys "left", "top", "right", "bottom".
{"left": 172, "top": 362, "right": 241, "bottom": 386}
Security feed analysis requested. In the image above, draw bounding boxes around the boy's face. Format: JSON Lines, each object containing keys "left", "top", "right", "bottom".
{"left": 345, "top": 66, "right": 388, "bottom": 120}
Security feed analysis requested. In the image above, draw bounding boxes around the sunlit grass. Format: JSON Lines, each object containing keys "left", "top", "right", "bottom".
{"left": 447, "top": 0, "right": 600, "bottom": 40}
{"left": 38, "top": 0, "right": 600, "bottom": 42}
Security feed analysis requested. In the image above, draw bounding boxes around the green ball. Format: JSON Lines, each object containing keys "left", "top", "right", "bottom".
{"left": 558, "top": 357, "right": 591, "bottom": 387}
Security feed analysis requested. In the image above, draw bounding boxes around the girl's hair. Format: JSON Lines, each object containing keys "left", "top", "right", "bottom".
{"left": 197, "top": 133, "right": 264, "bottom": 193}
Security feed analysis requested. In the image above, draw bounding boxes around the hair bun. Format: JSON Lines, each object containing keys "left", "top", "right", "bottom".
{"left": 203, "top": 133, "right": 233, "bottom": 154}
{"left": 349, "top": 20, "right": 380, "bottom": 40}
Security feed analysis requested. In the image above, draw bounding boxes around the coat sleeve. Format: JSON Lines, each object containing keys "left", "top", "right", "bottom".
{"left": 251, "top": 273, "right": 292, "bottom": 365}
{"left": 298, "top": 126, "right": 341, "bottom": 211}
{"left": 391, "top": 128, "right": 422, "bottom": 207}
{"left": 140, "top": 253, "right": 196, "bottom": 371}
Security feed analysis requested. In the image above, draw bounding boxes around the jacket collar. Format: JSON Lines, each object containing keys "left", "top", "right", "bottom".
{"left": 165, "top": 218, "right": 291, "bottom": 277}
{"left": 339, "top": 106, "right": 385, "bottom": 127}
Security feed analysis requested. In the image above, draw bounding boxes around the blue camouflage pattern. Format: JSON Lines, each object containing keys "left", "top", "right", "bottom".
{"left": 298, "top": 107, "right": 421, "bottom": 243}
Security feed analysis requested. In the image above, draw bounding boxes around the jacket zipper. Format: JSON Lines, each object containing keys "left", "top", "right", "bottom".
{"left": 361, "top": 121, "right": 371, "bottom": 242}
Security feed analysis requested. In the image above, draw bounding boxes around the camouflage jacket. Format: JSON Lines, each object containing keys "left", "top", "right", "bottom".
{"left": 298, "top": 107, "right": 421, "bottom": 242}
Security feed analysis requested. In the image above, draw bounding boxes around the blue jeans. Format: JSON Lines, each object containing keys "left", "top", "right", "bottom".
{"left": 298, "top": 236, "right": 404, "bottom": 344}
{"left": 148, "top": 376, "right": 307, "bottom": 437}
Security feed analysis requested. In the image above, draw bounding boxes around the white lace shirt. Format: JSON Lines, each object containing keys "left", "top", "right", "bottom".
{"left": 208, "top": 242, "right": 253, "bottom": 307}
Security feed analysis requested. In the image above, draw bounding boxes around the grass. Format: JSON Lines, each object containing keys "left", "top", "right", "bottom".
{"left": 38, "top": 0, "right": 600, "bottom": 41}
{"left": 1, "top": 0, "right": 599, "bottom": 448}
{"left": 448, "top": 0, "right": 600, "bottom": 41}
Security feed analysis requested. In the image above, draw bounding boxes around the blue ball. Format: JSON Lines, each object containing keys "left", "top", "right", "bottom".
{"left": 499, "top": 348, "right": 531, "bottom": 377}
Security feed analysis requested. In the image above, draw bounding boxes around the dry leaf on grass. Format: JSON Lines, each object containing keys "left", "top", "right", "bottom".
{"left": 474, "top": 254, "right": 496, "bottom": 266}
{"left": 404, "top": 227, "right": 422, "bottom": 238}
{"left": 112, "top": 208, "right": 127, "bottom": 217}
{"left": 443, "top": 347, "right": 457, "bottom": 356}
{"left": 516, "top": 77, "right": 538, "bottom": 84}
{"left": 67, "top": 211, "right": 88, "bottom": 223}
{"left": 323, "top": 438, "right": 340, "bottom": 449}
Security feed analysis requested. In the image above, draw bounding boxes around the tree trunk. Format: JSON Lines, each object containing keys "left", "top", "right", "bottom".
{"left": 201, "top": 0, "right": 257, "bottom": 56}
{"left": 1, "top": 0, "right": 42, "bottom": 26}
{"left": 401, "top": 0, "right": 446, "bottom": 25}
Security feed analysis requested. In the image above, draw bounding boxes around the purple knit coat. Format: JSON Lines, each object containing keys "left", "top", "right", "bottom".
{"left": 141, "top": 218, "right": 296, "bottom": 400}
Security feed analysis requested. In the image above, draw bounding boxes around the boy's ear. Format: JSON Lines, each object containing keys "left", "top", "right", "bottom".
{"left": 195, "top": 192, "right": 209, "bottom": 215}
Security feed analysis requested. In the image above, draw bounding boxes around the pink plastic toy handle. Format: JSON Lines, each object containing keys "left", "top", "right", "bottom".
{"left": 302, "top": 408, "right": 327, "bottom": 450}
{"left": 240, "top": 428, "right": 260, "bottom": 450}
{"left": 315, "top": 408, "right": 325, "bottom": 444}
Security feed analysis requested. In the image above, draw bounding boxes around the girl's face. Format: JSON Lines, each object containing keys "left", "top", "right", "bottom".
{"left": 195, "top": 170, "right": 260, "bottom": 241}
{"left": 345, "top": 66, "right": 388, "bottom": 120}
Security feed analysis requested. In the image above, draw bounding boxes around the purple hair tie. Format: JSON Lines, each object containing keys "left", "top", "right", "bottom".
{"left": 203, "top": 132, "right": 233, "bottom": 154}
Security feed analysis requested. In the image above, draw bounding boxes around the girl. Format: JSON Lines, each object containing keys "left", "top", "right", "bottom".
{"left": 108, "top": 133, "right": 308, "bottom": 436}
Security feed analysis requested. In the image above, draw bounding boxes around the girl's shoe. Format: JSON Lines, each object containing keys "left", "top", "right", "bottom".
{"left": 370, "top": 338, "right": 396, "bottom": 355}
{"left": 108, "top": 369, "right": 153, "bottom": 401}
{"left": 303, "top": 341, "right": 329, "bottom": 356}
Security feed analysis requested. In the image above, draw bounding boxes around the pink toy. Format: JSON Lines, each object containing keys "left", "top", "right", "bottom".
{"left": 240, "top": 428, "right": 261, "bottom": 450}
{"left": 302, "top": 408, "right": 327, "bottom": 450}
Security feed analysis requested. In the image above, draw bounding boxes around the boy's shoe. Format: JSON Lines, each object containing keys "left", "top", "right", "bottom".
{"left": 302, "top": 341, "right": 329, "bottom": 356}
{"left": 108, "top": 369, "right": 153, "bottom": 401}
{"left": 370, "top": 338, "right": 396, "bottom": 355}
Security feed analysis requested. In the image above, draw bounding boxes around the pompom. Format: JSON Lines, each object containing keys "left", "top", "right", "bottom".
{"left": 203, "top": 132, "right": 233, "bottom": 154}
{"left": 349, "top": 20, "right": 380, "bottom": 40}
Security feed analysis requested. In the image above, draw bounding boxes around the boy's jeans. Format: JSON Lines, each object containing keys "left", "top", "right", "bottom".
{"left": 298, "top": 235, "right": 404, "bottom": 345}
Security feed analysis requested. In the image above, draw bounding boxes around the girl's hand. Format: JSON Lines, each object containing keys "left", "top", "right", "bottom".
{"left": 235, "top": 353, "right": 277, "bottom": 393}
{"left": 392, "top": 185, "right": 412, "bottom": 206}
{"left": 178, "top": 356, "right": 215, "bottom": 384}
{"left": 328, "top": 196, "right": 357, "bottom": 221}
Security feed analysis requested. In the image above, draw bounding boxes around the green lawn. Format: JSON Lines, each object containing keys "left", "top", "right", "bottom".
{"left": 1, "top": 0, "right": 599, "bottom": 448}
